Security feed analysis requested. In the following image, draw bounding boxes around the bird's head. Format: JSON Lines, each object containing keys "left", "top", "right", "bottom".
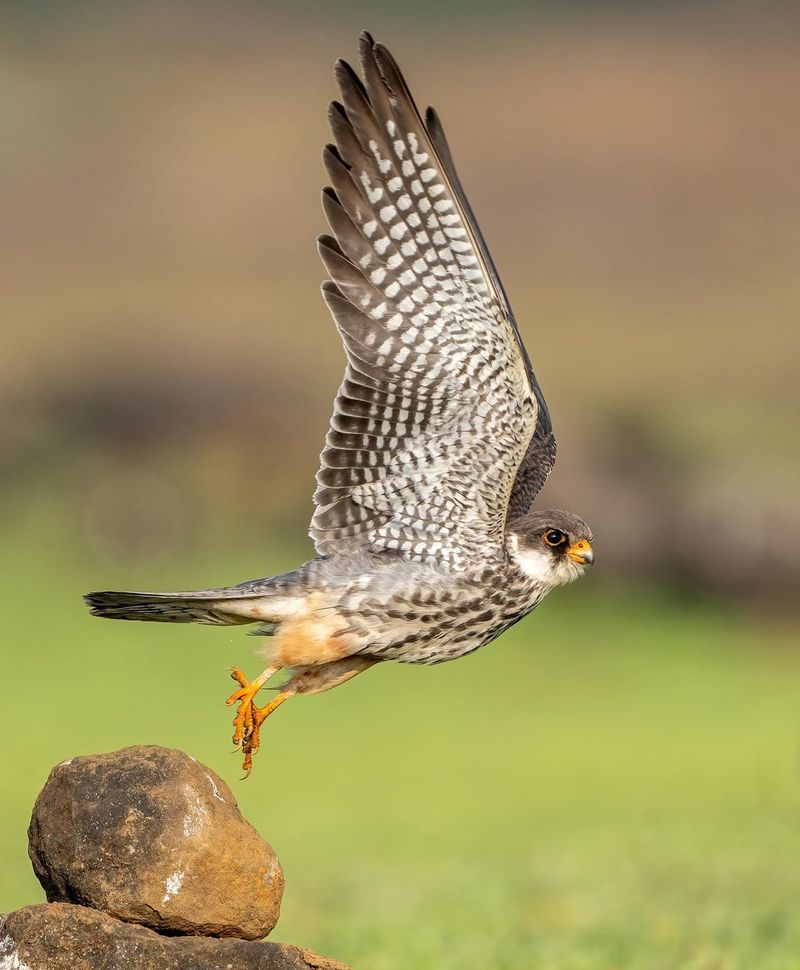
{"left": 506, "top": 509, "right": 594, "bottom": 588}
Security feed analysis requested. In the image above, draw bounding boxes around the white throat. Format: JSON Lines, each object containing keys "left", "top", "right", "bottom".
{"left": 507, "top": 534, "right": 584, "bottom": 588}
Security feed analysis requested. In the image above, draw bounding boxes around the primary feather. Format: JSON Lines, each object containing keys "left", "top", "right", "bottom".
{"left": 311, "top": 32, "right": 555, "bottom": 570}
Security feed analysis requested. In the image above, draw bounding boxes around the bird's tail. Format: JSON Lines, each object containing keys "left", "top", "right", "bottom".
{"left": 83, "top": 586, "right": 287, "bottom": 628}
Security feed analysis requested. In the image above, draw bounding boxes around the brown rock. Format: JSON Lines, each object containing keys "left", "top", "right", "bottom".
{"left": 0, "top": 904, "right": 350, "bottom": 970}
{"left": 28, "top": 746, "right": 284, "bottom": 940}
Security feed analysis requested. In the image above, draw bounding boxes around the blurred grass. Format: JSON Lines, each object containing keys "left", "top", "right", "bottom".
{"left": 4, "top": 8, "right": 799, "bottom": 457}
{"left": 2, "top": 6, "right": 800, "bottom": 967}
{"left": 3, "top": 6, "right": 798, "bottom": 605}
{"left": 3, "top": 511, "right": 800, "bottom": 968}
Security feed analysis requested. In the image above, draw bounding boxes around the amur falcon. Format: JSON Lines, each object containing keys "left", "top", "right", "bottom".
{"left": 86, "top": 33, "right": 594, "bottom": 775}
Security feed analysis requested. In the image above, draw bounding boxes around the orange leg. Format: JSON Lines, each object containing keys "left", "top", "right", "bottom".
{"left": 226, "top": 668, "right": 268, "bottom": 745}
{"left": 239, "top": 690, "right": 289, "bottom": 776}
{"left": 225, "top": 657, "right": 376, "bottom": 776}
{"left": 226, "top": 666, "right": 291, "bottom": 777}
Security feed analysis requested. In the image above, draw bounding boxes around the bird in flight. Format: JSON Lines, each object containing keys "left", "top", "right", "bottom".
{"left": 85, "top": 32, "right": 594, "bottom": 775}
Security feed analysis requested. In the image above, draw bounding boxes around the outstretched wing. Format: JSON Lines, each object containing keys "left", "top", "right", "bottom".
{"left": 424, "top": 106, "right": 557, "bottom": 521}
{"left": 310, "top": 33, "right": 554, "bottom": 569}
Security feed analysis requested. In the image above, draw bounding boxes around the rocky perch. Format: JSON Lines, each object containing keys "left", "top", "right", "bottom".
{"left": 0, "top": 745, "right": 349, "bottom": 969}
{"left": 0, "top": 905, "right": 348, "bottom": 970}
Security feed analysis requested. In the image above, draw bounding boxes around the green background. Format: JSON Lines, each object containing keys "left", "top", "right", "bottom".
{"left": 2, "top": 2, "right": 799, "bottom": 967}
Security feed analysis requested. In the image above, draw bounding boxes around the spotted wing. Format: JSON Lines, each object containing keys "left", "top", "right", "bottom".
{"left": 425, "top": 106, "right": 558, "bottom": 520}
{"left": 311, "top": 33, "right": 546, "bottom": 568}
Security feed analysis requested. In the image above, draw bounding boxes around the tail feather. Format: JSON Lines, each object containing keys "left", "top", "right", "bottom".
{"left": 84, "top": 589, "right": 263, "bottom": 626}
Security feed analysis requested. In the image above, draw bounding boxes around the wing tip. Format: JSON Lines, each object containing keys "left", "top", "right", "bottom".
{"left": 323, "top": 141, "right": 350, "bottom": 172}
{"left": 320, "top": 279, "right": 345, "bottom": 301}
{"left": 335, "top": 57, "right": 369, "bottom": 102}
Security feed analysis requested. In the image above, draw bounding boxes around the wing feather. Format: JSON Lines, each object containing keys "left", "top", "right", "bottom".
{"left": 425, "top": 104, "right": 557, "bottom": 512}
{"left": 310, "top": 33, "right": 554, "bottom": 567}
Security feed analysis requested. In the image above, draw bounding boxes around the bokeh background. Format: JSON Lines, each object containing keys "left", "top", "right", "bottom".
{"left": 2, "top": 2, "right": 799, "bottom": 967}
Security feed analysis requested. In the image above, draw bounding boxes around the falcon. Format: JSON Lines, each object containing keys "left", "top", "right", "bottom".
{"left": 85, "top": 33, "right": 594, "bottom": 775}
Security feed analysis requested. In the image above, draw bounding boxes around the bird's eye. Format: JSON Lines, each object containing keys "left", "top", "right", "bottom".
{"left": 544, "top": 529, "right": 567, "bottom": 547}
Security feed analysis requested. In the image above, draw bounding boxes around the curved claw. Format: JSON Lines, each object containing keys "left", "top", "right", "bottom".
{"left": 225, "top": 669, "right": 264, "bottom": 748}
{"left": 223, "top": 668, "right": 288, "bottom": 775}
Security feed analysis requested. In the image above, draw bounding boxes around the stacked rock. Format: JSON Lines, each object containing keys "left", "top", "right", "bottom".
{"left": 0, "top": 745, "right": 348, "bottom": 970}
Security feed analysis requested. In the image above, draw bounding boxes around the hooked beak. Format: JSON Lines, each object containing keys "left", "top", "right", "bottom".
{"left": 567, "top": 539, "right": 594, "bottom": 566}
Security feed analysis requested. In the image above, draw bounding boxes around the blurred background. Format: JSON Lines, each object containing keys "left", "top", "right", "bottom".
{"left": 2, "top": 2, "right": 799, "bottom": 967}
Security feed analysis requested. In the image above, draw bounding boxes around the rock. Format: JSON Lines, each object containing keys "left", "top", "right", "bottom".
{"left": 28, "top": 746, "right": 284, "bottom": 940}
{"left": 0, "top": 904, "right": 350, "bottom": 970}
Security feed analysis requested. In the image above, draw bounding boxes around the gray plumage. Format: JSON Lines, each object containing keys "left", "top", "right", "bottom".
{"left": 311, "top": 35, "right": 555, "bottom": 568}
{"left": 86, "top": 508, "right": 592, "bottom": 667}
{"left": 85, "top": 34, "right": 593, "bottom": 749}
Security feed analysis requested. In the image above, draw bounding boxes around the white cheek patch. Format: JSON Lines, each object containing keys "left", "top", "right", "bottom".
{"left": 507, "top": 534, "right": 586, "bottom": 588}
{"left": 511, "top": 546, "right": 554, "bottom": 584}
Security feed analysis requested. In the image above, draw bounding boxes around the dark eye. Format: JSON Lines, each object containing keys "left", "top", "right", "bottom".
{"left": 544, "top": 529, "right": 567, "bottom": 547}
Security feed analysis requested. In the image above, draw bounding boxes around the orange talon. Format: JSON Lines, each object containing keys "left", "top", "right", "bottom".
{"left": 238, "top": 691, "right": 289, "bottom": 778}
{"left": 224, "top": 667, "right": 288, "bottom": 775}
{"left": 225, "top": 668, "right": 265, "bottom": 747}
{"left": 228, "top": 667, "right": 249, "bottom": 690}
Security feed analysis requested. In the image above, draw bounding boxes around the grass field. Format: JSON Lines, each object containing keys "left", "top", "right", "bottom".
{"left": 2, "top": 515, "right": 800, "bottom": 969}
{"left": 2, "top": 7, "right": 798, "bottom": 967}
